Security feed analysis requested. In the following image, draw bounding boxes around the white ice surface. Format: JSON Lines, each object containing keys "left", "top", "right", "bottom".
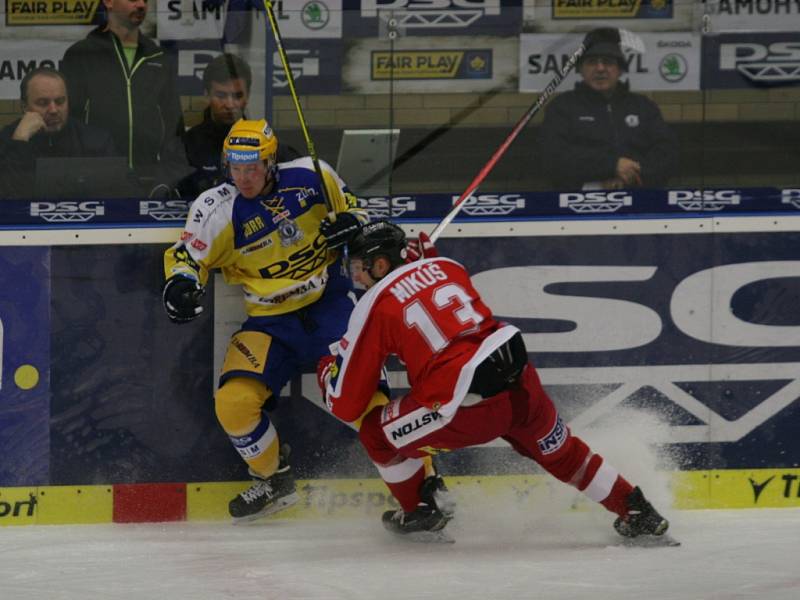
{"left": 5, "top": 411, "right": 796, "bottom": 599}
{"left": 2, "top": 507, "right": 799, "bottom": 600}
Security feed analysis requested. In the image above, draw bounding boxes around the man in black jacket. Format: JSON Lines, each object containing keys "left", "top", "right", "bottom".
{"left": 181, "top": 53, "right": 300, "bottom": 197}
{"left": 61, "top": 0, "right": 188, "bottom": 189}
{"left": 540, "top": 28, "right": 678, "bottom": 191}
{"left": 0, "top": 68, "right": 117, "bottom": 199}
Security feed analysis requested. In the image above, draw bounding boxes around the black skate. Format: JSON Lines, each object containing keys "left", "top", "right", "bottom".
{"left": 229, "top": 444, "right": 299, "bottom": 523}
{"left": 614, "top": 487, "right": 678, "bottom": 546}
{"left": 382, "top": 476, "right": 455, "bottom": 543}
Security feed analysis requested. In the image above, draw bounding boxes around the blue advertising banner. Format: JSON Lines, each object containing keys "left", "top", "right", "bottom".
{"left": 461, "top": 232, "right": 800, "bottom": 471}
{"left": 48, "top": 245, "right": 221, "bottom": 485}
{"left": 342, "top": 0, "right": 522, "bottom": 37}
{"left": 282, "top": 231, "right": 800, "bottom": 475}
{"left": 2, "top": 188, "right": 800, "bottom": 228}
{"left": 3, "top": 227, "right": 800, "bottom": 486}
{"left": 0, "top": 247, "right": 50, "bottom": 487}
{"left": 702, "top": 32, "right": 800, "bottom": 89}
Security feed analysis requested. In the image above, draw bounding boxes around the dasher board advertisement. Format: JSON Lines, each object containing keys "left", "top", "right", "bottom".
{"left": 342, "top": 0, "right": 522, "bottom": 37}
{"left": 522, "top": 0, "right": 693, "bottom": 32}
{"left": 519, "top": 32, "right": 701, "bottom": 92}
{"left": 5, "top": 0, "right": 102, "bottom": 26}
{"left": 705, "top": 0, "right": 800, "bottom": 33}
{"left": 156, "top": 0, "right": 343, "bottom": 41}
{"left": 0, "top": 39, "right": 70, "bottom": 99}
{"left": 702, "top": 32, "right": 800, "bottom": 88}
{"left": 344, "top": 35, "right": 516, "bottom": 93}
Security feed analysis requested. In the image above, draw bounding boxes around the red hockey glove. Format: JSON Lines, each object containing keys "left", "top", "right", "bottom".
{"left": 404, "top": 231, "right": 438, "bottom": 263}
{"left": 316, "top": 354, "right": 337, "bottom": 409}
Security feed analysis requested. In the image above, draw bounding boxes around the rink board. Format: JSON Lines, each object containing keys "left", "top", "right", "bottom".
{"left": 2, "top": 469, "right": 800, "bottom": 526}
{"left": 1, "top": 215, "right": 800, "bottom": 524}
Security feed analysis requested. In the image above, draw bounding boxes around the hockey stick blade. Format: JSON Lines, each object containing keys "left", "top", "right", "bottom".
{"left": 618, "top": 28, "right": 646, "bottom": 55}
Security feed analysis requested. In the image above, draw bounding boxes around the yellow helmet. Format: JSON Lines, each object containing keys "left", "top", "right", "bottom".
{"left": 223, "top": 118, "right": 278, "bottom": 167}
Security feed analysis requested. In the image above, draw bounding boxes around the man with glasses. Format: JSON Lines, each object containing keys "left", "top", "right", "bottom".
{"left": 539, "top": 28, "right": 678, "bottom": 191}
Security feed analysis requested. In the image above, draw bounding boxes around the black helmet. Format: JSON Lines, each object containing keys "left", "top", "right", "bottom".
{"left": 348, "top": 220, "right": 407, "bottom": 269}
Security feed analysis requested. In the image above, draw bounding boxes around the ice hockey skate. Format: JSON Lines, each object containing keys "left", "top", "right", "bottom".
{"left": 613, "top": 487, "right": 680, "bottom": 547}
{"left": 382, "top": 476, "right": 455, "bottom": 543}
{"left": 229, "top": 444, "right": 298, "bottom": 523}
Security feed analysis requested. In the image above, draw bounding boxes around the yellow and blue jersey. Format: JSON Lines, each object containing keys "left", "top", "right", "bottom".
{"left": 164, "top": 157, "right": 367, "bottom": 316}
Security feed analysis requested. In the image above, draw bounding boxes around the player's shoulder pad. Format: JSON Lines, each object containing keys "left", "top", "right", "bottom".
{"left": 187, "top": 182, "right": 236, "bottom": 227}
{"left": 277, "top": 156, "right": 314, "bottom": 172}
{"left": 422, "top": 256, "right": 463, "bottom": 268}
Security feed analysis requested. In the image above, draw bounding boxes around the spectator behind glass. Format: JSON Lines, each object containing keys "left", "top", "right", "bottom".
{"left": 181, "top": 53, "right": 300, "bottom": 197}
{"left": 61, "top": 0, "right": 189, "bottom": 194}
{"left": 539, "top": 28, "right": 678, "bottom": 191}
{"left": 0, "top": 68, "right": 117, "bottom": 199}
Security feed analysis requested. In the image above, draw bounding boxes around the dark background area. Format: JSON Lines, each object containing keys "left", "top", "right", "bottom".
{"left": 278, "top": 121, "right": 800, "bottom": 194}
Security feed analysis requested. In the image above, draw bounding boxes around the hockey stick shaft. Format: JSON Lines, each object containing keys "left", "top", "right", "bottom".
{"left": 263, "top": 0, "right": 334, "bottom": 214}
{"left": 428, "top": 43, "right": 587, "bottom": 243}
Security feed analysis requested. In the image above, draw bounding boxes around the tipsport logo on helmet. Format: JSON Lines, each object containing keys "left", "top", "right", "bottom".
{"left": 226, "top": 150, "right": 261, "bottom": 163}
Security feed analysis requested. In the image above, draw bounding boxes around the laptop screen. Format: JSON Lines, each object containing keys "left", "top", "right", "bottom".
{"left": 335, "top": 129, "right": 400, "bottom": 196}
{"left": 34, "top": 157, "right": 135, "bottom": 199}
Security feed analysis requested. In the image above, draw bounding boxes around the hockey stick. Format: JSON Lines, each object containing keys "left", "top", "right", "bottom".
{"left": 427, "top": 46, "right": 585, "bottom": 243}
{"left": 262, "top": 0, "right": 334, "bottom": 214}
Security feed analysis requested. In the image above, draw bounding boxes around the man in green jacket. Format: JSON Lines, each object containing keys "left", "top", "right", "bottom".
{"left": 61, "top": 0, "right": 188, "bottom": 189}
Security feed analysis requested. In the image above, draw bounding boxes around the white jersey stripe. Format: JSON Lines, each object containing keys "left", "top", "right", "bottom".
{"left": 582, "top": 461, "right": 619, "bottom": 502}
{"left": 374, "top": 457, "right": 425, "bottom": 484}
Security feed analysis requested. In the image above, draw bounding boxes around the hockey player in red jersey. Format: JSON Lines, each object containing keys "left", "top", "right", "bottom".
{"left": 317, "top": 220, "right": 670, "bottom": 541}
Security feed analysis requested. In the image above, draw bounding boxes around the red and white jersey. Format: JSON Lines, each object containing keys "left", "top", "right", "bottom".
{"left": 325, "top": 257, "right": 520, "bottom": 423}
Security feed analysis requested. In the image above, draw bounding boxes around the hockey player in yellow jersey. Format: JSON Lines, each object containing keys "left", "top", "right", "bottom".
{"left": 162, "top": 119, "right": 371, "bottom": 521}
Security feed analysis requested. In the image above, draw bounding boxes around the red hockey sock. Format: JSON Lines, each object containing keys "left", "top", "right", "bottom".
{"left": 600, "top": 476, "right": 634, "bottom": 518}
{"left": 571, "top": 452, "right": 634, "bottom": 517}
{"left": 384, "top": 463, "right": 426, "bottom": 513}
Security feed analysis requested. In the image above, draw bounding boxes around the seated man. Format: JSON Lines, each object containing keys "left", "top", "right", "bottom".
{"left": 181, "top": 53, "right": 300, "bottom": 196}
{"left": 0, "top": 68, "right": 117, "bottom": 199}
{"left": 318, "top": 222, "right": 672, "bottom": 543}
{"left": 539, "top": 28, "right": 678, "bottom": 191}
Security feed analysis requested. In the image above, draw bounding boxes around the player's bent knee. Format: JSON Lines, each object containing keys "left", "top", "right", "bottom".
{"left": 352, "top": 391, "right": 389, "bottom": 430}
{"left": 215, "top": 377, "right": 271, "bottom": 435}
{"left": 358, "top": 406, "right": 390, "bottom": 457}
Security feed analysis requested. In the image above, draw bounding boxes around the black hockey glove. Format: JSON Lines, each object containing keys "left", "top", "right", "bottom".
{"left": 319, "top": 211, "right": 361, "bottom": 249}
{"left": 162, "top": 275, "right": 205, "bottom": 324}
